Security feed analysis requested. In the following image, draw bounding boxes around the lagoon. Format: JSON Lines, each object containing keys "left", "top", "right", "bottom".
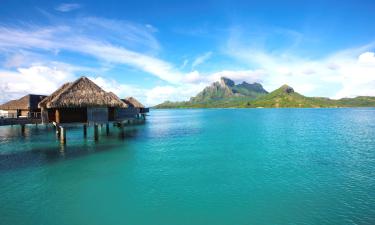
{"left": 1, "top": 108, "right": 375, "bottom": 225}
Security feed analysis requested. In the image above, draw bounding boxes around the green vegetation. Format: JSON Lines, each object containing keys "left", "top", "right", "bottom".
{"left": 189, "top": 77, "right": 268, "bottom": 103}
{"left": 154, "top": 78, "right": 375, "bottom": 109}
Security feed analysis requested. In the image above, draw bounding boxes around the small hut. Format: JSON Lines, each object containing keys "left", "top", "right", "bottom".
{"left": 0, "top": 94, "right": 47, "bottom": 118}
{"left": 38, "top": 76, "right": 129, "bottom": 124}
{"left": 122, "top": 97, "right": 149, "bottom": 118}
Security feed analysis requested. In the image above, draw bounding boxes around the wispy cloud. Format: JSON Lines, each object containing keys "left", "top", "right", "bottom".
{"left": 224, "top": 26, "right": 375, "bottom": 98}
{"left": 0, "top": 19, "right": 182, "bottom": 84}
{"left": 0, "top": 18, "right": 197, "bottom": 105}
{"left": 192, "top": 51, "right": 212, "bottom": 68}
{"left": 1, "top": 17, "right": 375, "bottom": 106}
{"left": 55, "top": 3, "right": 82, "bottom": 12}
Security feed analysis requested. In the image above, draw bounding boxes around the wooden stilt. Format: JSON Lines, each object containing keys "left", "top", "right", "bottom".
{"left": 21, "top": 124, "right": 25, "bottom": 136}
{"left": 60, "top": 126, "right": 66, "bottom": 145}
{"left": 119, "top": 123, "right": 125, "bottom": 138}
{"left": 56, "top": 126, "right": 61, "bottom": 139}
{"left": 83, "top": 124, "right": 87, "bottom": 138}
{"left": 106, "top": 123, "right": 110, "bottom": 136}
{"left": 94, "top": 124, "right": 99, "bottom": 141}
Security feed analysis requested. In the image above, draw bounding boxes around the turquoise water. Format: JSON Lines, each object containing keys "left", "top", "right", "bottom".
{"left": 1, "top": 108, "right": 375, "bottom": 225}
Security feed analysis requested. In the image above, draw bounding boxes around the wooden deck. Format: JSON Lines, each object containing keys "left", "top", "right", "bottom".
{"left": 0, "top": 117, "right": 42, "bottom": 126}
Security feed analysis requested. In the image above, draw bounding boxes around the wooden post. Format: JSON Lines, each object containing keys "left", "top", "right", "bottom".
{"left": 21, "top": 124, "right": 25, "bottom": 136}
{"left": 106, "top": 123, "right": 109, "bottom": 136}
{"left": 55, "top": 109, "right": 61, "bottom": 124}
{"left": 83, "top": 124, "right": 87, "bottom": 138}
{"left": 60, "top": 126, "right": 66, "bottom": 145}
{"left": 120, "top": 123, "right": 125, "bottom": 139}
{"left": 94, "top": 124, "right": 99, "bottom": 141}
{"left": 56, "top": 125, "right": 60, "bottom": 139}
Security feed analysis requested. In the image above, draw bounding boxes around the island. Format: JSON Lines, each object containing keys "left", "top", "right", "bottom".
{"left": 154, "top": 77, "right": 375, "bottom": 108}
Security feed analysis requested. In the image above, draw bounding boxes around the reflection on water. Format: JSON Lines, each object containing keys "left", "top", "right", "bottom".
{"left": 0, "top": 124, "right": 143, "bottom": 171}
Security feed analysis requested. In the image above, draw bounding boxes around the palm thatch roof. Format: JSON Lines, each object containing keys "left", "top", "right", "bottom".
{"left": 0, "top": 94, "right": 46, "bottom": 110}
{"left": 40, "top": 77, "right": 128, "bottom": 109}
{"left": 122, "top": 97, "right": 145, "bottom": 108}
{"left": 38, "top": 82, "right": 72, "bottom": 108}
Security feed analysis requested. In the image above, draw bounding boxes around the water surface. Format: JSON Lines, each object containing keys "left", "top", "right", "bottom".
{"left": 1, "top": 108, "right": 375, "bottom": 225}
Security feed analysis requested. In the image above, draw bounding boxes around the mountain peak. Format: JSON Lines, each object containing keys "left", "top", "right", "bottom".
{"left": 220, "top": 77, "right": 235, "bottom": 87}
{"left": 280, "top": 84, "right": 294, "bottom": 94}
{"left": 189, "top": 77, "right": 268, "bottom": 102}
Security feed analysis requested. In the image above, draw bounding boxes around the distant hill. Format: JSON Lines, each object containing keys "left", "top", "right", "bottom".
{"left": 190, "top": 77, "right": 268, "bottom": 102}
{"left": 154, "top": 77, "right": 375, "bottom": 108}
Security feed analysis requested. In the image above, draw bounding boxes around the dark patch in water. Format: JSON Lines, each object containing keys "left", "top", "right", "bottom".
{"left": 0, "top": 125, "right": 145, "bottom": 171}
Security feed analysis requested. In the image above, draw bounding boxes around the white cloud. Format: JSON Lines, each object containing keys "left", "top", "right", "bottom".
{"left": 208, "top": 69, "right": 265, "bottom": 84}
{"left": 145, "top": 84, "right": 206, "bottom": 106}
{"left": 88, "top": 76, "right": 145, "bottom": 99}
{"left": 88, "top": 76, "right": 206, "bottom": 106}
{"left": 183, "top": 69, "right": 266, "bottom": 85}
{"left": 0, "top": 65, "right": 75, "bottom": 103}
{"left": 2, "top": 20, "right": 375, "bottom": 106}
{"left": 55, "top": 3, "right": 82, "bottom": 12}
{"left": 192, "top": 51, "right": 212, "bottom": 68}
{"left": 224, "top": 28, "right": 375, "bottom": 98}
{"left": 76, "top": 40, "right": 183, "bottom": 84}
{"left": 0, "top": 20, "right": 183, "bottom": 84}
{"left": 0, "top": 20, "right": 196, "bottom": 105}
{"left": 358, "top": 52, "right": 375, "bottom": 65}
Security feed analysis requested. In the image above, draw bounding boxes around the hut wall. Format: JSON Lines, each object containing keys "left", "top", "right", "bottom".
{"left": 87, "top": 107, "right": 108, "bottom": 123}
{"left": 20, "top": 110, "right": 29, "bottom": 117}
{"left": 0, "top": 110, "right": 7, "bottom": 118}
{"left": 56, "top": 108, "right": 87, "bottom": 123}
{"left": 1, "top": 110, "right": 17, "bottom": 118}
{"left": 140, "top": 108, "right": 149, "bottom": 113}
{"left": 115, "top": 108, "right": 138, "bottom": 120}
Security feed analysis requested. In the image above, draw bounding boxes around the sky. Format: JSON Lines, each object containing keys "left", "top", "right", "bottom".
{"left": 0, "top": 0, "right": 375, "bottom": 106}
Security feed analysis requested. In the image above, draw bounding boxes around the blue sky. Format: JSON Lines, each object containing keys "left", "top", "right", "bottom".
{"left": 1, "top": 0, "right": 375, "bottom": 105}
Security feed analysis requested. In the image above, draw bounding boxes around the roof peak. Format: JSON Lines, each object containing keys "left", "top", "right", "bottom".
{"left": 40, "top": 76, "right": 127, "bottom": 108}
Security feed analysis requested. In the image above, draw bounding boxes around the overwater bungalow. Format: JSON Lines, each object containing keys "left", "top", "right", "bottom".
{"left": 122, "top": 97, "right": 149, "bottom": 118}
{"left": 38, "top": 76, "right": 130, "bottom": 124}
{"left": 0, "top": 94, "right": 47, "bottom": 118}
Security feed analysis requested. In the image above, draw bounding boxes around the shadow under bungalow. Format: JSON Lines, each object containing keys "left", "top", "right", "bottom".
{"left": 0, "top": 76, "right": 149, "bottom": 144}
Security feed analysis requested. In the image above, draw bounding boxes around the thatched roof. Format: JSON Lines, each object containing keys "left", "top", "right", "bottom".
{"left": 122, "top": 97, "right": 145, "bottom": 108}
{"left": 38, "top": 82, "right": 71, "bottom": 108}
{"left": 0, "top": 94, "right": 46, "bottom": 110}
{"left": 40, "top": 77, "right": 128, "bottom": 109}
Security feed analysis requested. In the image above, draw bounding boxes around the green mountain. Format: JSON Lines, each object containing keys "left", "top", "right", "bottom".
{"left": 190, "top": 77, "right": 268, "bottom": 102}
{"left": 154, "top": 78, "right": 375, "bottom": 109}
